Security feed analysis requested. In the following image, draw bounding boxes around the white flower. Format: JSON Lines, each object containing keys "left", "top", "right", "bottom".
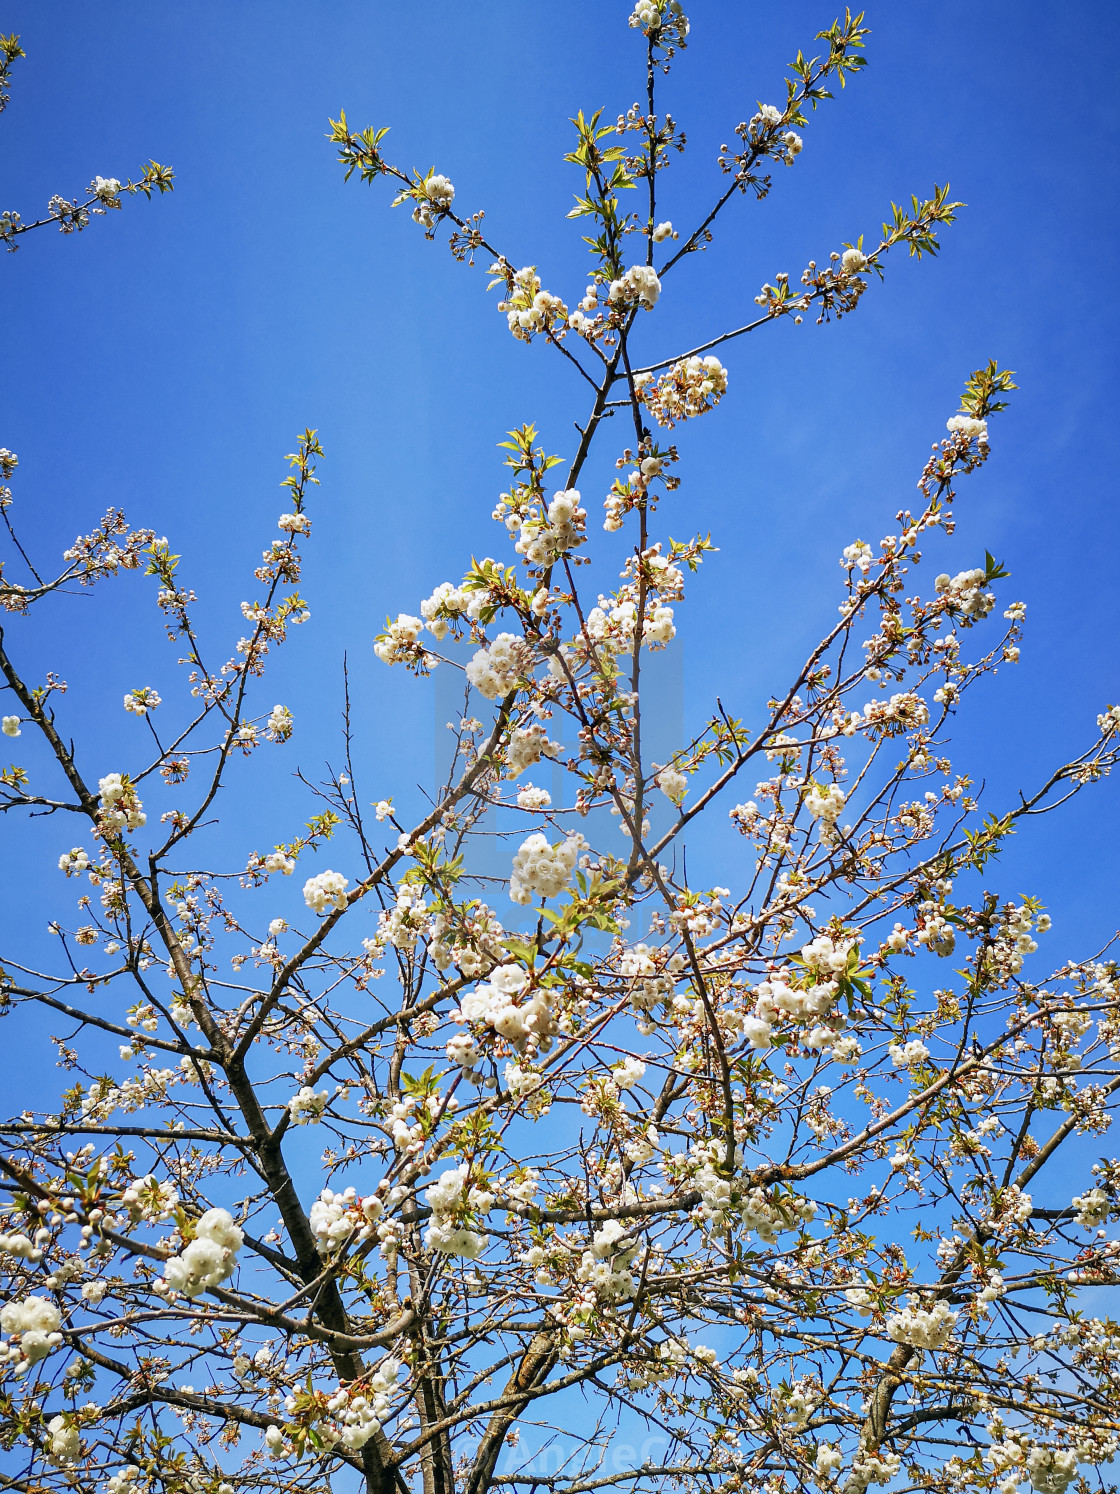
{"left": 266, "top": 704, "right": 293, "bottom": 741}
{"left": 2, "top": 715, "right": 20, "bottom": 737}
{"left": 804, "top": 782, "right": 846, "bottom": 824}
{"left": 886, "top": 1297, "right": 957, "bottom": 1350}
{"left": 840, "top": 247, "right": 868, "bottom": 273}
{"left": 0, "top": 1295, "right": 62, "bottom": 1338}
{"left": 288, "top": 1086, "right": 330, "bottom": 1125}
{"left": 816, "top": 1444, "right": 843, "bottom": 1478}
{"left": 509, "top": 832, "right": 583, "bottom": 904}
{"left": 636, "top": 354, "right": 727, "bottom": 428}
{"left": 466, "top": 632, "right": 529, "bottom": 700}
{"left": 0, "top": 1232, "right": 41, "bottom": 1262}
{"left": 303, "top": 870, "right": 349, "bottom": 914}
{"left": 123, "top": 687, "right": 161, "bottom": 716}
{"left": 516, "top": 783, "right": 552, "bottom": 811}
{"left": 1026, "top": 1448, "right": 1079, "bottom": 1494}
{"left": 612, "top": 1056, "right": 646, "bottom": 1090}
{"left": 162, "top": 1208, "right": 243, "bottom": 1298}
{"left": 375, "top": 613, "right": 425, "bottom": 666}
{"left": 946, "top": 412, "right": 988, "bottom": 443}
{"left": 47, "top": 1415, "right": 80, "bottom": 1464}
{"left": 93, "top": 176, "right": 120, "bottom": 200}
{"left": 934, "top": 566, "right": 995, "bottom": 621}
{"left": 609, "top": 263, "right": 662, "bottom": 310}
{"left": 656, "top": 765, "right": 687, "bottom": 804}
{"left": 652, "top": 220, "right": 677, "bottom": 243}
{"left": 889, "top": 1038, "right": 930, "bottom": 1068}
{"left": 277, "top": 511, "right": 311, "bottom": 533}
{"left": 58, "top": 847, "right": 90, "bottom": 877}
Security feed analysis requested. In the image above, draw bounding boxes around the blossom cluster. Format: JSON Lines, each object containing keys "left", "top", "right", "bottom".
{"left": 304, "top": 869, "right": 349, "bottom": 914}
{"left": 634, "top": 355, "right": 727, "bottom": 427}
{"left": 451, "top": 962, "right": 556, "bottom": 1060}
{"left": 97, "top": 772, "right": 146, "bottom": 833}
{"left": 160, "top": 1208, "right": 243, "bottom": 1298}
{"left": 509, "top": 832, "right": 583, "bottom": 904}
{"left": 496, "top": 265, "right": 568, "bottom": 342}
{"left": 424, "top": 1165, "right": 494, "bottom": 1259}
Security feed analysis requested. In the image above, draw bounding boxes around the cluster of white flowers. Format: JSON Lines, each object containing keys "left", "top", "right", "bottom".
{"left": 424, "top": 1165, "right": 494, "bottom": 1258}
{"left": 287, "top": 1085, "right": 330, "bottom": 1125}
{"left": 264, "top": 849, "right": 296, "bottom": 875}
{"left": 804, "top": 781, "right": 846, "bottom": 827}
{"left": 816, "top": 1444, "right": 844, "bottom": 1480}
{"left": 98, "top": 772, "right": 146, "bottom": 832}
{"left": 982, "top": 903, "right": 1045, "bottom": 982}
{"left": 688, "top": 1142, "right": 817, "bottom": 1239}
{"left": 628, "top": 0, "right": 689, "bottom": 40}
{"left": 612, "top": 1055, "right": 647, "bottom": 1090}
{"left": 123, "top": 687, "right": 161, "bottom": 716}
{"left": 121, "top": 1174, "right": 179, "bottom": 1220}
{"left": 656, "top": 764, "right": 687, "bottom": 804}
{"left": 505, "top": 722, "right": 561, "bottom": 777}
{"left": 1, "top": 714, "right": 20, "bottom": 737}
{"left": 46, "top": 1414, "right": 81, "bottom": 1464}
{"left": 266, "top": 703, "right": 293, "bottom": 741}
{"left": 935, "top": 566, "right": 996, "bottom": 621}
{"left": 516, "top": 489, "right": 586, "bottom": 567}
{"left": 93, "top": 175, "right": 120, "bottom": 200}
{"left": 0, "top": 1230, "right": 41, "bottom": 1262}
{"left": 509, "top": 832, "right": 583, "bottom": 904}
{"left": 947, "top": 412, "right": 989, "bottom": 445}
{"left": 496, "top": 265, "right": 568, "bottom": 341}
{"left": 1072, "top": 1186, "right": 1110, "bottom": 1227}
{"left": 410, "top": 171, "right": 454, "bottom": 230}
{"left": 303, "top": 870, "right": 348, "bottom": 914}
{"left": 984, "top": 1183, "right": 1034, "bottom": 1233}
{"left": 418, "top": 579, "right": 483, "bottom": 640}
{"left": 609, "top": 263, "right": 661, "bottom": 310}
{"left": 577, "top": 1217, "right": 640, "bottom": 1302}
{"left": 1098, "top": 703, "right": 1120, "bottom": 738}
{"left": 620, "top": 943, "right": 685, "bottom": 1025}
{"left": 452, "top": 963, "right": 556, "bottom": 1057}
{"left": 466, "top": 632, "right": 530, "bottom": 700}
{"left": 0, "top": 1295, "right": 63, "bottom": 1372}
{"left": 584, "top": 588, "right": 675, "bottom": 651}
{"left": 838, "top": 691, "right": 930, "bottom": 738}
{"left": 889, "top": 1038, "right": 931, "bottom": 1068}
{"left": 277, "top": 510, "right": 310, "bottom": 535}
{"left": 323, "top": 1358, "right": 402, "bottom": 1449}
{"left": 886, "top": 1296, "right": 957, "bottom": 1349}
{"left": 847, "top": 1449, "right": 902, "bottom": 1491}
{"left": 374, "top": 612, "right": 425, "bottom": 666}
{"left": 161, "top": 1208, "right": 243, "bottom": 1298}
{"left": 603, "top": 454, "right": 664, "bottom": 530}
{"left": 58, "top": 846, "right": 90, "bottom": 876}
{"left": 516, "top": 782, "right": 551, "bottom": 810}
{"left": 309, "top": 1186, "right": 384, "bottom": 1255}
{"left": 1025, "top": 1448, "right": 1079, "bottom": 1494}
{"left": 634, "top": 355, "right": 727, "bottom": 427}
{"left": 652, "top": 220, "right": 677, "bottom": 243}
{"left": 744, "top": 933, "right": 858, "bottom": 1054}
{"left": 378, "top": 884, "right": 431, "bottom": 951}
{"left": 842, "top": 539, "right": 873, "bottom": 573}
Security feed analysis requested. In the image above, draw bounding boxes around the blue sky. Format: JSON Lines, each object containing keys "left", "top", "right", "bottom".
{"left": 3, "top": 0, "right": 1119, "bottom": 1108}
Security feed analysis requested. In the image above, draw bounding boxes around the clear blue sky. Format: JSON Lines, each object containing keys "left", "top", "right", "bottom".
{"left": 3, "top": 1, "right": 1119, "bottom": 1100}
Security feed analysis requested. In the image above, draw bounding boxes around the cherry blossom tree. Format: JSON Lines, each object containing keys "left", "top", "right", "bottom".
{"left": 2, "top": 9, "right": 1119, "bottom": 1494}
